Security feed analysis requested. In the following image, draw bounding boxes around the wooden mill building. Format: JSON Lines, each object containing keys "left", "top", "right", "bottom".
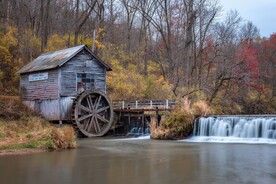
{"left": 17, "top": 45, "right": 111, "bottom": 122}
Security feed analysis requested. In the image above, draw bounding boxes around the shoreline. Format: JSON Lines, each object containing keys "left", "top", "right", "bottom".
{"left": 0, "top": 148, "right": 46, "bottom": 156}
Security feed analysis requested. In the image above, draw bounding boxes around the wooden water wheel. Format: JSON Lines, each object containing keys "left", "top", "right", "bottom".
{"left": 71, "top": 90, "right": 114, "bottom": 137}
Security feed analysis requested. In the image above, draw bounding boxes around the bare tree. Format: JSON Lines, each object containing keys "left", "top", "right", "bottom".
{"left": 239, "top": 21, "right": 259, "bottom": 40}
{"left": 206, "top": 10, "right": 243, "bottom": 103}
{"left": 120, "top": 0, "right": 138, "bottom": 53}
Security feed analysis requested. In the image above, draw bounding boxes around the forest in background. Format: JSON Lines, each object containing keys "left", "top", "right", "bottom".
{"left": 0, "top": 0, "right": 275, "bottom": 114}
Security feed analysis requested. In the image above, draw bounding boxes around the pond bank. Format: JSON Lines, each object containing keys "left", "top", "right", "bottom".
{"left": 0, "top": 148, "right": 45, "bottom": 156}
{"left": 0, "top": 96, "right": 77, "bottom": 153}
{"left": 0, "top": 117, "right": 77, "bottom": 152}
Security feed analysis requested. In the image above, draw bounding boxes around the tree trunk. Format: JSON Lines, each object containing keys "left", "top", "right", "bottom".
{"left": 40, "top": 0, "right": 44, "bottom": 51}
{"left": 40, "top": 0, "right": 50, "bottom": 51}
{"left": 74, "top": 0, "right": 80, "bottom": 46}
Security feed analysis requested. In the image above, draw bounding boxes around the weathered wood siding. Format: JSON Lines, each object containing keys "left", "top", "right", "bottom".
{"left": 60, "top": 97, "right": 75, "bottom": 120}
{"left": 20, "top": 70, "right": 59, "bottom": 100}
{"left": 60, "top": 49, "right": 106, "bottom": 97}
{"left": 23, "top": 97, "right": 74, "bottom": 121}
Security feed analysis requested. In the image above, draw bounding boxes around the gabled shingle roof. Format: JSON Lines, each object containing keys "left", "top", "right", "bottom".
{"left": 18, "top": 45, "right": 111, "bottom": 74}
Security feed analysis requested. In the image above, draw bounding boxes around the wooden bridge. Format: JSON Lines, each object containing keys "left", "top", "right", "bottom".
{"left": 113, "top": 100, "right": 177, "bottom": 112}
{"left": 111, "top": 100, "right": 178, "bottom": 135}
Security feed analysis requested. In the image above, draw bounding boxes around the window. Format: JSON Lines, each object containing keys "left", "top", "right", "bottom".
{"left": 77, "top": 73, "right": 95, "bottom": 92}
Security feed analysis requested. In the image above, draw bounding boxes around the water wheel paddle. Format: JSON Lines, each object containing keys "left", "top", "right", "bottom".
{"left": 71, "top": 90, "right": 114, "bottom": 137}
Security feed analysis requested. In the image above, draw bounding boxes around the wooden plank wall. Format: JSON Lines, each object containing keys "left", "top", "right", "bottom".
{"left": 60, "top": 49, "right": 106, "bottom": 97}
{"left": 22, "top": 97, "right": 74, "bottom": 121}
{"left": 60, "top": 97, "right": 74, "bottom": 120}
{"left": 20, "top": 70, "right": 59, "bottom": 100}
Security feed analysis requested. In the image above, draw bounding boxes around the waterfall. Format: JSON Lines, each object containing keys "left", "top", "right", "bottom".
{"left": 187, "top": 115, "right": 276, "bottom": 143}
{"left": 127, "top": 124, "right": 150, "bottom": 136}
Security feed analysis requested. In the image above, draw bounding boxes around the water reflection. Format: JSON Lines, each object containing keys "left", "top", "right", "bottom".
{"left": 0, "top": 139, "right": 276, "bottom": 184}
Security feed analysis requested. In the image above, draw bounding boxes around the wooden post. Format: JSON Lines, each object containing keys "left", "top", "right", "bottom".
{"left": 156, "top": 107, "right": 159, "bottom": 126}
{"left": 122, "top": 101, "right": 125, "bottom": 109}
{"left": 127, "top": 112, "right": 131, "bottom": 134}
{"left": 150, "top": 115, "right": 158, "bottom": 131}
{"left": 150, "top": 100, "right": 153, "bottom": 108}
{"left": 142, "top": 112, "right": 145, "bottom": 134}
{"left": 166, "top": 100, "right": 169, "bottom": 109}
{"left": 58, "top": 99, "right": 63, "bottom": 125}
{"left": 135, "top": 101, "right": 138, "bottom": 109}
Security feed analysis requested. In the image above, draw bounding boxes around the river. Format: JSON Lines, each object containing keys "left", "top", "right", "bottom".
{"left": 1, "top": 137, "right": 276, "bottom": 184}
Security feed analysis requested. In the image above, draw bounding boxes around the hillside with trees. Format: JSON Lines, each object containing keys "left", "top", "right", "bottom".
{"left": 0, "top": 0, "right": 275, "bottom": 114}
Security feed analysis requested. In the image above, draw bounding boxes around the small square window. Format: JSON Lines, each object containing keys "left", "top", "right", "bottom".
{"left": 77, "top": 73, "right": 96, "bottom": 93}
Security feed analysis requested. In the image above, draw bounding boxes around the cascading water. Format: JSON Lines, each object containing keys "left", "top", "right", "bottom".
{"left": 128, "top": 127, "right": 150, "bottom": 136}
{"left": 127, "top": 120, "right": 150, "bottom": 136}
{"left": 186, "top": 115, "right": 276, "bottom": 144}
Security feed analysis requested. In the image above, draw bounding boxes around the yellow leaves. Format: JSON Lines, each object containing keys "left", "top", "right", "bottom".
{"left": 0, "top": 26, "right": 17, "bottom": 49}
{"left": 107, "top": 59, "right": 146, "bottom": 100}
{"left": 144, "top": 75, "right": 173, "bottom": 100}
{"left": 19, "top": 29, "right": 41, "bottom": 58}
{"left": 45, "top": 30, "right": 106, "bottom": 53}
{"left": 82, "top": 37, "right": 93, "bottom": 48}
{"left": 46, "top": 34, "right": 68, "bottom": 52}
{"left": 97, "top": 28, "right": 106, "bottom": 39}
{"left": 106, "top": 57, "right": 174, "bottom": 100}
{"left": 0, "top": 46, "right": 13, "bottom": 93}
{"left": 95, "top": 40, "right": 105, "bottom": 49}
{"left": 78, "top": 28, "right": 106, "bottom": 50}
{"left": 147, "top": 61, "right": 160, "bottom": 74}
{"left": 0, "top": 71, "right": 4, "bottom": 81}
{"left": 0, "top": 46, "right": 12, "bottom": 64}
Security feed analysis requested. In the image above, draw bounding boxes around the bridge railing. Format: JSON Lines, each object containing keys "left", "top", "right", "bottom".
{"left": 113, "top": 100, "right": 178, "bottom": 110}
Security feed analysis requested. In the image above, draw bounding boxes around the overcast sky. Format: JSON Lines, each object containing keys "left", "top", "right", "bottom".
{"left": 219, "top": 0, "right": 276, "bottom": 37}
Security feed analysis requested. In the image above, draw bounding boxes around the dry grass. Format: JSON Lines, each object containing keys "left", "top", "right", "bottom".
{"left": 0, "top": 96, "right": 36, "bottom": 120}
{"left": 0, "top": 117, "right": 77, "bottom": 150}
{"left": 49, "top": 126, "right": 77, "bottom": 149}
{"left": 0, "top": 96, "right": 77, "bottom": 151}
{"left": 151, "top": 99, "right": 211, "bottom": 139}
{"left": 192, "top": 100, "right": 212, "bottom": 117}
{"left": 151, "top": 105, "right": 194, "bottom": 139}
{"left": 149, "top": 116, "right": 158, "bottom": 133}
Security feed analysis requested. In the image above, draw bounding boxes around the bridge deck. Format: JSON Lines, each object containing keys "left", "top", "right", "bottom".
{"left": 113, "top": 100, "right": 177, "bottom": 112}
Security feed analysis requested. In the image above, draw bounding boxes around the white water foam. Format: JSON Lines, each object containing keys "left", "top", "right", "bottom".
{"left": 112, "top": 135, "right": 151, "bottom": 141}
{"left": 181, "top": 136, "right": 276, "bottom": 144}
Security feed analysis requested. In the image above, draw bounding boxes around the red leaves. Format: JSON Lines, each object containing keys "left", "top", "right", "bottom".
{"left": 236, "top": 43, "right": 260, "bottom": 80}
{"left": 262, "top": 33, "right": 276, "bottom": 49}
{"left": 249, "top": 83, "right": 265, "bottom": 92}
{"left": 261, "top": 33, "right": 276, "bottom": 63}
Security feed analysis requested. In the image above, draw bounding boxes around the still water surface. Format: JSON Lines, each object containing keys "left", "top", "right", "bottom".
{"left": 1, "top": 137, "right": 276, "bottom": 184}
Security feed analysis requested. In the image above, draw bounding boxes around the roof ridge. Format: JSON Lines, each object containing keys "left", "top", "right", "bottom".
{"left": 40, "top": 45, "right": 85, "bottom": 56}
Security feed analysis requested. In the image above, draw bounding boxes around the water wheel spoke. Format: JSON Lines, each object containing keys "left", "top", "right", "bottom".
{"left": 95, "top": 106, "right": 110, "bottom": 113}
{"left": 83, "top": 117, "right": 93, "bottom": 130}
{"left": 93, "top": 116, "right": 101, "bottom": 133}
{"left": 94, "top": 95, "right": 102, "bottom": 110}
{"left": 79, "top": 113, "right": 93, "bottom": 122}
{"left": 77, "top": 104, "right": 93, "bottom": 113}
{"left": 87, "top": 116, "right": 95, "bottom": 133}
{"left": 83, "top": 117, "right": 89, "bottom": 130}
{"left": 86, "top": 95, "right": 94, "bottom": 111}
{"left": 96, "top": 114, "right": 110, "bottom": 124}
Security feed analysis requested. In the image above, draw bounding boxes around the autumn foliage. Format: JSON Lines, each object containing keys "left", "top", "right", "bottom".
{"left": 0, "top": 0, "right": 275, "bottom": 114}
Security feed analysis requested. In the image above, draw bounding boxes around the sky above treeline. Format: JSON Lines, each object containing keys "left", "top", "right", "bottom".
{"left": 219, "top": 0, "right": 276, "bottom": 37}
